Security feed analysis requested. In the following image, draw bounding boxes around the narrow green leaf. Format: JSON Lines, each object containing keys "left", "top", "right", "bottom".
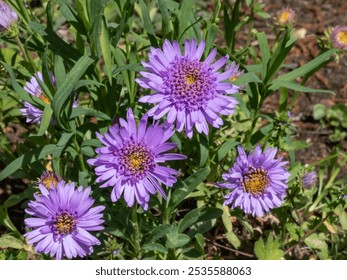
{"left": 257, "top": 32, "right": 270, "bottom": 79}
{"left": 145, "top": 224, "right": 172, "bottom": 244}
{"left": 70, "top": 107, "right": 111, "bottom": 121}
{"left": 139, "top": 0, "right": 158, "bottom": 47}
{"left": 0, "top": 144, "right": 56, "bottom": 181}
{"left": 216, "top": 140, "right": 239, "bottom": 162}
{"left": 274, "top": 49, "right": 338, "bottom": 83}
{"left": 36, "top": 106, "right": 53, "bottom": 137}
{"left": 171, "top": 167, "right": 210, "bottom": 209}
{"left": 142, "top": 243, "right": 168, "bottom": 254}
{"left": 52, "top": 55, "right": 95, "bottom": 127}
{"left": 100, "top": 17, "right": 113, "bottom": 84}
{"left": 178, "top": 0, "right": 194, "bottom": 39}
{"left": 270, "top": 81, "right": 335, "bottom": 94}
{"left": 158, "top": 0, "right": 171, "bottom": 38}
{"left": 0, "top": 234, "right": 24, "bottom": 249}
{"left": 52, "top": 133, "right": 74, "bottom": 173}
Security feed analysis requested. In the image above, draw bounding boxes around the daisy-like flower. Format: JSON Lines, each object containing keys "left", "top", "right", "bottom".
{"left": 302, "top": 171, "right": 317, "bottom": 189}
{"left": 136, "top": 39, "right": 240, "bottom": 138}
{"left": 276, "top": 8, "right": 296, "bottom": 26}
{"left": 217, "top": 145, "right": 290, "bottom": 217}
{"left": 20, "top": 72, "right": 54, "bottom": 124}
{"left": 37, "top": 170, "right": 62, "bottom": 190}
{"left": 0, "top": 0, "right": 18, "bottom": 32}
{"left": 87, "top": 109, "right": 186, "bottom": 210}
{"left": 331, "top": 26, "right": 347, "bottom": 51}
{"left": 24, "top": 181, "right": 105, "bottom": 260}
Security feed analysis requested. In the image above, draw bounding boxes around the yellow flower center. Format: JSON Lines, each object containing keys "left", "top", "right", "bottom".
{"left": 279, "top": 11, "right": 290, "bottom": 23}
{"left": 54, "top": 213, "right": 75, "bottom": 235}
{"left": 128, "top": 153, "right": 144, "bottom": 171}
{"left": 185, "top": 74, "right": 197, "bottom": 85}
{"left": 39, "top": 93, "right": 51, "bottom": 104}
{"left": 242, "top": 167, "right": 269, "bottom": 196}
{"left": 337, "top": 30, "right": 347, "bottom": 44}
{"left": 230, "top": 75, "right": 238, "bottom": 82}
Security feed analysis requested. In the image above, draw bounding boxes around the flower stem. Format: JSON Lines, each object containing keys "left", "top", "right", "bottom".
{"left": 14, "top": 36, "right": 35, "bottom": 72}
{"left": 131, "top": 204, "right": 142, "bottom": 259}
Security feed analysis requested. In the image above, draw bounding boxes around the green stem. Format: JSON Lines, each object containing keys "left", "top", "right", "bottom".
{"left": 131, "top": 205, "right": 141, "bottom": 259}
{"left": 73, "top": 137, "right": 86, "bottom": 172}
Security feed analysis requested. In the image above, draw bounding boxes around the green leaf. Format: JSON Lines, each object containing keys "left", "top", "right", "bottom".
{"left": 145, "top": 224, "right": 172, "bottom": 244}
{"left": 158, "top": 0, "right": 171, "bottom": 38}
{"left": 3, "top": 188, "right": 35, "bottom": 208}
{"left": 70, "top": 107, "right": 111, "bottom": 120}
{"left": 171, "top": 167, "right": 210, "bottom": 209}
{"left": 139, "top": 0, "right": 158, "bottom": 47}
{"left": 270, "top": 81, "right": 335, "bottom": 94}
{"left": 216, "top": 140, "right": 239, "bottom": 162}
{"left": 178, "top": 207, "right": 223, "bottom": 233}
{"left": 52, "top": 55, "right": 95, "bottom": 128}
{"left": 254, "top": 234, "right": 284, "bottom": 260}
{"left": 52, "top": 133, "right": 74, "bottom": 173}
{"left": 36, "top": 106, "right": 53, "bottom": 137}
{"left": 274, "top": 49, "right": 338, "bottom": 83}
{"left": 257, "top": 32, "right": 270, "bottom": 79}
{"left": 178, "top": 0, "right": 194, "bottom": 39}
{"left": 304, "top": 233, "right": 328, "bottom": 251}
{"left": 221, "top": 205, "right": 241, "bottom": 248}
{"left": 142, "top": 243, "right": 168, "bottom": 254}
{"left": 338, "top": 211, "right": 347, "bottom": 231}
{"left": 0, "top": 234, "right": 24, "bottom": 250}
{"left": 166, "top": 225, "right": 190, "bottom": 249}
{"left": 0, "top": 144, "right": 56, "bottom": 181}
{"left": 100, "top": 17, "right": 113, "bottom": 84}
{"left": 313, "top": 104, "right": 327, "bottom": 120}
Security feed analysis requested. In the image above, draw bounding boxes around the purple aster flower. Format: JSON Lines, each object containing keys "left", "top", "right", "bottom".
{"left": 302, "top": 171, "right": 317, "bottom": 189}
{"left": 20, "top": 72, "right": 54, "bottom": 124}
{"left": 136, "top": 39, "right": 240, "bottom": 138}
{"left": 37, "top": 170, "right": 62, "bottom": 190}
{"left": 217, "top": 145, "right": 290, "bottom": 217}
{"left": 331, "top": 26, "right": 347, "bottom": 51}
{"left": 87, "top": 108, "right": 186, "bottom": 210}
{"left": 0, "top": 0, "right": 18, "bottom": 32}
{"left": 24, "top": 181, "right": 105, "bottom": 260}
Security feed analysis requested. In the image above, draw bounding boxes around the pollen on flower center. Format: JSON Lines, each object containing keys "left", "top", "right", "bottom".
{"left": 42, "top": 176, "right": 58, "bottom": 190}
{"left": 337, "top": 30, "right": 347, "bottom": 44}
{"left": 242, "top": 167, "right": 269, "bottom": 196}
{"left": 185, "top": 74, "right": 196, "bottom": 85}
{"left": 53, "top": 211, "right": 76, "bottom": 235}
{"left": 118, "top": 141, "right": 155, "bottom": 181}
{"left": 279, "top": 11, "right": 290, "bottom": 23}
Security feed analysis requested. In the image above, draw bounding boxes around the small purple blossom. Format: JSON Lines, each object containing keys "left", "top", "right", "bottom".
{"left": 331, "top": 26, "right": 347, "bottom": 51}
{"left": 302, "top": 171, "right": 317, "bottom": 189}
{"left": 136, "top": 39, "right": 240, "bottom": 138}
{"left": 0, "top": 0, "right": 18, "bottom": 32}
{"left": 217, "top": 145, "right": 290, "bottom": 217}
{"left": 20, "top": 72, "right": 54, "bottom": 124}
{"left": 24, "top": 181, "right": 105, "bottom": 260}
{"left": 87, "top": 109, "right": 187, "bottom": 210}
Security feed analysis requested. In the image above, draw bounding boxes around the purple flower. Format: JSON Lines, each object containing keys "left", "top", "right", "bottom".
{"left": 136, "top": 39, "right": 239, "bottom": 138}
{"left": 87, "top": 109, "right": 186, "bottom": 210}
{"left": 0, "top": 0, "right": 18, "bottom": 32}
{"left": 217, "top": 145, "right": 290, "bottom": 217}
{"left": 302, "top": 171, "right": 317, "bottom": 189}
{"left": 24, "top": 181, "right": 105, "bottom": 260}
{"left": 331, "top": 26, "right": 347, "bottom": 51}
{"left": 20, "top": 72, "right": 54, "bottom": 124}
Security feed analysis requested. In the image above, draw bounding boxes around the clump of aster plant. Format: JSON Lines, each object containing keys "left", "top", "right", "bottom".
{"left": 217, "top": 145, "right": 290, "bottom": 217}
{"left": 87, "top": 108, "right": 187, "bottom": 210}
{"left": 20, "top": 72, "right": 54, "bottom": 124}
{"left": 276, "top": 8, "right": 296, "bottom": 26}
{"left": 0, "top": 0, "right": 18, "bottom": 33}
{"left": 302, "top": 171, "right": 317, "bottom": 189}
{"left": 331, "top": 26, "right": 347, "bottom": 51}
{"left": 136, "top": 39, "right": 240, "bottom": 138}
{"left": 24, "top": 181, "right": 105, "bottom": 260}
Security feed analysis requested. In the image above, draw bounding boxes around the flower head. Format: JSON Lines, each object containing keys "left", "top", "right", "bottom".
{"left": 0, "top": 1, "right": 18, "bottom": 32}
{"left": 136, "top": 39, "right": 240, "bottom": 138}
{"left": 20, "top": 72, "right": 54, "bottom": 124}
{"left": 37, "top": 170, "right": 62, "bottom": 190}
{"left": 24, "top": 181, "right": 105, "bottom": 260}
{"left": 87, "top": 109, "right": 186, "bottom": 210}
{"left": 331, "top": 26, "right": 347, "bottom": 51}
{"left": 302, "top": 171, "right": 317, "bottom": 189}
{"left": 217, "top": 145, "right": 290, "bottom": 217}
{"left": 276, "top": 8, "right": 296, "bottom": 26}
